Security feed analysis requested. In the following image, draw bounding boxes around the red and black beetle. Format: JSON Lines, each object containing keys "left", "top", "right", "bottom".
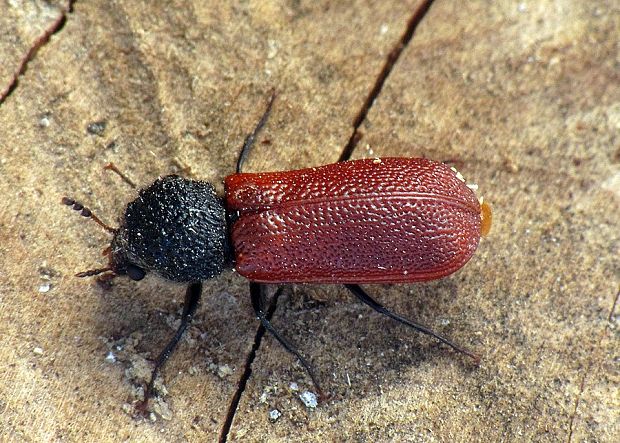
{"left": 63, "top": 94, "right": 491, "bottom": 404}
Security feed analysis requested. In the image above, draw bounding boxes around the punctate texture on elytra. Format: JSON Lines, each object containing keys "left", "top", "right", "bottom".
{"left": 226, "top": 157, "right": 483, "bottom": 284}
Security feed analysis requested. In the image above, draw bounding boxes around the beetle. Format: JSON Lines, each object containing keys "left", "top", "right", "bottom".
{"left": 63, "top": 93, "right": 491, "bottom": 405}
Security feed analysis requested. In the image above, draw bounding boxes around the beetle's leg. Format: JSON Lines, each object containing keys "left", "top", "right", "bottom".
{"left": 139, "top": 281, "right": 203, "bottom": 409}
{"left": 236, "top": 91, "right": 277, "bottom": 174}
{"left": 344, "top": 284, "right": 480, "bottom": 364}
{"left": 250, "top": 282, "right": 326, "bottom": 399}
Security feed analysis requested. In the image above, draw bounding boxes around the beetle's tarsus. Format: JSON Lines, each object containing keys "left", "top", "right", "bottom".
{"left": 250, "top": 282, "right": 325, "bottom": 396}
{"left": 345, "top": 284, "right": 480, "bottom": 363}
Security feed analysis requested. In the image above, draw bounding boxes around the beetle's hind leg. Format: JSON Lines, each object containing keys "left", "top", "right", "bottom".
{"left": 137, "top": 281, "right": 203, "bottom": 412}
{"left": 250, "top": 282, "right": 326, "bottom": 400}
{"left": 345, "top": 284, "right": 480, "bottom": 364}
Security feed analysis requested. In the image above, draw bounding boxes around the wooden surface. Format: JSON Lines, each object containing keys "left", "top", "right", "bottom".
{"left": 0, "top": 1, "right": 618, "bottom": 442}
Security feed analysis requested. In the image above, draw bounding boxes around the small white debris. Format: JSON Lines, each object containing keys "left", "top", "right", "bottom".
{"left": 518, "top": 3, "right": 527, "bottom": 12}
{"left": 379, "top": 24, "right": 389, "bottom": 35}
{"left": 152, "top": 399, "right": 173, "bottom": 421}
{"left": 466, "top": 183, "right": 479, "bottom": 191}
{"left": 268, "top": 409, "right": 282, "bottom": 422}
{"left": 267, "top": 40, "right": 279, "bottom": 59}
{"left": 39, "top": 115, "right": 50, "bottom": 127}
{"left": 38, "top": 283, "right": 51, "bottom": 293}
{"left": 372, "top": 158, "right": 382, "bottom": 164}
{"left": 105, "top": 351, "right": 116, "bottom": 363}
{"left": 259, "top": 392, "right": 268, "bottom": 403}
{"left": 217, "top": 364, "right": 234, "bottom": 378}
{"left": 289, "top": 382, "right": 299, "bottom": 391}
{"left": 299, "top": 391, "right": 318, "bottom": 408}
{"left": 33, "top": 347, "right": 44, "bottom": 355}
{"left": 122, "top": 403, "right": 133, "bottom": 414}
{"left": 450, "top": 166, "right": 466, "bottom": 182}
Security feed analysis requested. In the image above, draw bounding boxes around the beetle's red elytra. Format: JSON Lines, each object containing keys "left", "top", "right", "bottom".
{"left": 227, "top": 157, "right": 490, "bottom": 284}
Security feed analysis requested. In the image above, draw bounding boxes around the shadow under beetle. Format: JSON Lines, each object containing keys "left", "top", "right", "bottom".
{"left": 63, "top": 93, "right": 492, "bottom": 407}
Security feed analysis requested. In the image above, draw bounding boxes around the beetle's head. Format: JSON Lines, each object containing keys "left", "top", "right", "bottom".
{"left": 63, "top": 175, "right": 231, "bottom": 284}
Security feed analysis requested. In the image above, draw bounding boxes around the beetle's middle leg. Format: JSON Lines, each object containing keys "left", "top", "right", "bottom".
{"left": 250, "top": 282, "right": 326, "bottom": 399}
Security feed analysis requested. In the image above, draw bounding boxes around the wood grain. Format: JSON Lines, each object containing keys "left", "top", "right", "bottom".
{"left": 0, "top": 1, "right": 617, "bottom": 442}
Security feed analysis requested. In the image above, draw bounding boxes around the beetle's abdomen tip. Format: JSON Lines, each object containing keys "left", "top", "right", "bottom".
{"left": 480, "top": 201, "right": 492, "bottom": 237}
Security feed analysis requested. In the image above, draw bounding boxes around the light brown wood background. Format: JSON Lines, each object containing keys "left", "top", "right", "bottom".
{"left": 1, "top": 1, "right": 618, "bottom": 441}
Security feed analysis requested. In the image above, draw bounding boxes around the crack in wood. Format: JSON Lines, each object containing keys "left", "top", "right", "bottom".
{"left": 0, "top": 1, "right": 75, "bottom": 105}
{"left": 218, "top": 287, "right": 283, "bottom": 443}
{"left": 338, "top": 0, "right": 436, "bottom": 162}
{"left": 566, "top": 287, "right": 619, "bottom": 443}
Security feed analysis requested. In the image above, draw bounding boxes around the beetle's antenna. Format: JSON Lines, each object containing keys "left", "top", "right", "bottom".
{"left": 75, "top": 267, "right": 113, "bottom": 278}
{"left": 103, "top": 162, "right": 136, "bottom": 188}
{"left": 61, "top": 197, "right": 117, "bottom": 234}
{"left": 236, "top": 90, "right": 277, "bottom": 174}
